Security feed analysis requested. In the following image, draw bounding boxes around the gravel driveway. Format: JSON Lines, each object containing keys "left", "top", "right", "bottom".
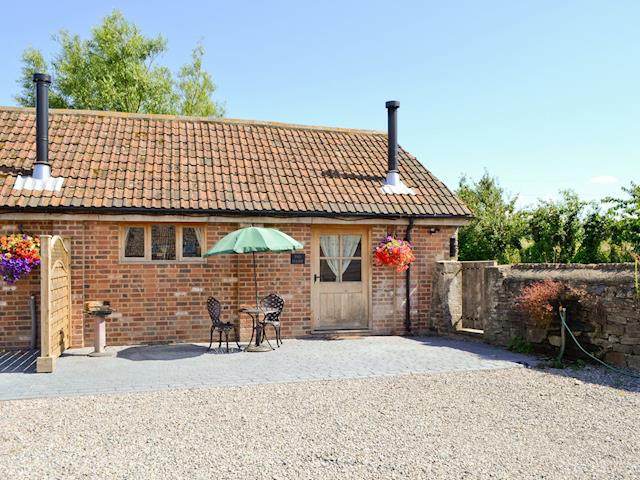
{"left": 1, "top": 366, "right": 638, "bottom": 479}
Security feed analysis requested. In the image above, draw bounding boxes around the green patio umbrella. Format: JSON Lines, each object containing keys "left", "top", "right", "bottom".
{"left": 203, "top": 226, "right": 303, "bottom": 307}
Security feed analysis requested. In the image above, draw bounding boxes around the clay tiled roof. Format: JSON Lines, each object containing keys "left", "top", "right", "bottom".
{"left": 0, "top": 107, "right": 471, "bottom": 218}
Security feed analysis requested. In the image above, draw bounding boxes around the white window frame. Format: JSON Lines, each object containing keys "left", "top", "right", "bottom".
{"left": 119, "top": 224, "right": 206, "bottom": 263}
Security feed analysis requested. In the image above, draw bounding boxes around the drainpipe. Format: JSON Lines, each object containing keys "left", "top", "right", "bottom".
{"left": 30, "top": 294, "right": 38, "bottom": 349}
{"left": 404, "top": 218, "right": 414, "bottom": 335}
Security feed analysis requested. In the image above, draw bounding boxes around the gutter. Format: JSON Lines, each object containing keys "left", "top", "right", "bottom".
{"left": 0, "top": 205, "right": 473, "bottom": 221}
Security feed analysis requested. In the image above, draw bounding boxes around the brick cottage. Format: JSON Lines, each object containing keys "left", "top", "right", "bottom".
{"left": 0, "top": 76, "right": 470, "bottom": 350}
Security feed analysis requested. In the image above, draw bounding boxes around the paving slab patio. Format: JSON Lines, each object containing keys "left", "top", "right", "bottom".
{"left": 0, "top": 336, "right": 534, "bottom": 400}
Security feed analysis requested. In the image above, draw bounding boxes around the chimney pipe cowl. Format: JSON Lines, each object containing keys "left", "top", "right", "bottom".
{"left": 14, "top": 73, "right": 64, "bottom": 192}
{"left": 381, "top": 100, "right": 414, "bottom": 195}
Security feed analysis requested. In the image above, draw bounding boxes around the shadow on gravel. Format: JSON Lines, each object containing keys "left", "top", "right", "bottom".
{"left": 533, "top": 363, "right": 640, "bottom": 393}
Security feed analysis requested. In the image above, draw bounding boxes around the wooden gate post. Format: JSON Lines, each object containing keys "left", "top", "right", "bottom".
{"left": 36, "top": 235, "right": 53, "bottom": 373}
{"left": 36, "top": 235, "right": 71, "bottom": 373}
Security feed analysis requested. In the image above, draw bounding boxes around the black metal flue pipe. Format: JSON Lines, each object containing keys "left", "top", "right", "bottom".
{"left": 33, "top": 73, "right": 51, "bottom": 168}
{"left": 385, "top": 100, "right": 400, "bottom": 175}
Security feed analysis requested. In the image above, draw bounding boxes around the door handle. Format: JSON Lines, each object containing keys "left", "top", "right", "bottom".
{"left": 314, "top": 274, "right": 320, "bottom": 283}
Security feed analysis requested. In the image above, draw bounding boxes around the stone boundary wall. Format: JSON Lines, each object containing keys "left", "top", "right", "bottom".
{"left": 430, "top": 261, "right": 462, "bottom": 333}
{"left": 430, "top": 261, "right": 496, "bottom": 334}
{"left": 431, "top": 261, "right": 640, "bottom": 369}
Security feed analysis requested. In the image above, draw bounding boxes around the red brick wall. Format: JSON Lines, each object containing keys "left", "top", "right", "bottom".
{"left": 236, "top": 224, "right": 312, "bottom": 338}
{"left": 81, "top": 222, "right": 241, "bottom": 346}
{"left": 370, "top": 225, "right": 456, "bottom": 335}
{"left": 1, "top": 219, "right": 457, "bottom": 349}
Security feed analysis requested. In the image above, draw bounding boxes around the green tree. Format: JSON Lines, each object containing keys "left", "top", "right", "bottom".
{"left": 455, "top": 172, "right": 636, "bottom": 265}
{"left": 574, "top": 211, "right": 611, "bottom": 263}
{"left": 522, "top": 191, "right": 586, "bottom": 263}
{"left": 15, "top": 49, "right": 67, "bottom": 108}
{"left": 177, "top": 43, "right": 224, "bottom": 117}
{"left": 456, "top": 172, "right": 525, "bottom": 263}
{"left": 15, "top": 10, "right": 223, "bottom": 117}
{"left": 606, "top": 182, "right": 640, "bottom": 256}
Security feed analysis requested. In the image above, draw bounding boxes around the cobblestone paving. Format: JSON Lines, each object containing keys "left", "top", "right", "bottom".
{"left": 0, "top": 336, "right": 533, "bottom": 400}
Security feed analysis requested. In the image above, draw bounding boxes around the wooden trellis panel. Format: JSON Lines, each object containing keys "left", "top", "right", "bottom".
{"left": 36, "top": 235, "right": 72, "bottom": 373}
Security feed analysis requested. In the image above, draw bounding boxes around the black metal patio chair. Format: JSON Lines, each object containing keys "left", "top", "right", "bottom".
{"left": 259, "top": 294, "right": 285, "bottom": 348}
{"left": 207, "top": 297, "right": 240, "bottom": 353}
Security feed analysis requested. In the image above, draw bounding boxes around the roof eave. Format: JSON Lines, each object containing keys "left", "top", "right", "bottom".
{"left": 0, "top": 205, "right": 473, "bottom": 221}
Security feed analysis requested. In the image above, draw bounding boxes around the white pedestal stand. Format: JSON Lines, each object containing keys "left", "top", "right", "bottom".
{"left": 88, "top": 313, "right": 114, "bottom": 357}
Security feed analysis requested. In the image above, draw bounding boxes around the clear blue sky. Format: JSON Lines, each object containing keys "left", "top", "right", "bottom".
{"left": 1, "top": 1, "right": 637, "bottom": 206}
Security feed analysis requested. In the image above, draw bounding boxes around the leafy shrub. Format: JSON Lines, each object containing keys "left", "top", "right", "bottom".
{"left": 516, "top": 279, "right": 588, "bottom": 328}
{"left": 507, "top": 336, "right": 534, "bottom": 354}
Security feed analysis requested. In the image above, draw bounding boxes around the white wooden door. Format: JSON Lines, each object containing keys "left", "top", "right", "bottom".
{"left": 311, "top": 227, "right": 370, "bottom": 330}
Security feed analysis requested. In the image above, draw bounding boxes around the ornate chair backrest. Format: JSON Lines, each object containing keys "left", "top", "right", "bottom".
{"left": 261, "top": 294, "right": 284, "bottom": 322}
{"left": 207, "top": 297, "right": 222, "bottom": 327}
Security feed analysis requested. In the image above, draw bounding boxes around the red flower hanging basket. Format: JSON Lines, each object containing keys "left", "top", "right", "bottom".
{"left": 374, "top": 235, "right": 415, "bottom": 272}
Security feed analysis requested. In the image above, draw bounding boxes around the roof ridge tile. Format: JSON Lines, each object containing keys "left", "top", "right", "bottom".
{"left": 0, "top": 106, "right": 386, "bottom": 136}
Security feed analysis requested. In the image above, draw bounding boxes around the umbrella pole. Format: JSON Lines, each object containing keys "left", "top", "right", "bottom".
{"left": 252, "top": 251, "right": 258, "bottom": 308}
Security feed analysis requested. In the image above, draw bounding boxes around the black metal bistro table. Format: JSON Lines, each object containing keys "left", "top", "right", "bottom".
{"left": 241, "top": 307, "right": 279, "bottom": 352}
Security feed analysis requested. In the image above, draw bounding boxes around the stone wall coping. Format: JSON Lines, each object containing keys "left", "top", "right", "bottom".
{"left": 511, "top": 262, "right": 635, "bottom": 271}
{"left": 487, "top": 263, "right": 636, "bottom": 283}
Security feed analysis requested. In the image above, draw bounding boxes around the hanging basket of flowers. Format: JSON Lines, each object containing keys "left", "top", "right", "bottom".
{"left": 0, "top": 234, "right": 41, "bottom": 284}
{"left": 374, "top": 235, "right": 415, "bottom": 272}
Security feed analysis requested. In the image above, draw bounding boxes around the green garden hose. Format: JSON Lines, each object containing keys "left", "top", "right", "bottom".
{"left": 559, "top": 309, "right": 640, "bottom": 379}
